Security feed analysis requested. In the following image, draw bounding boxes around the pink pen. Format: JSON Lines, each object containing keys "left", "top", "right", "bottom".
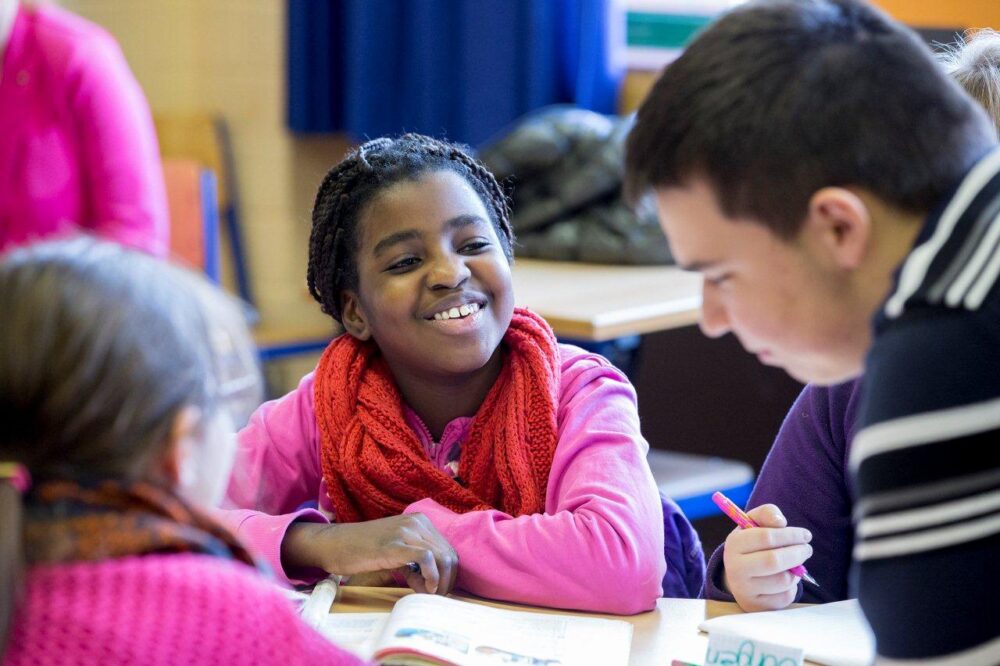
{"left": 711, "top": 491, "right": 819, "bottom": 587}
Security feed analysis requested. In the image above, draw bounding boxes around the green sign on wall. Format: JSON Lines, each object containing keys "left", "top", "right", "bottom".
{"left": 626, "top": 12, "right": 712, "bottom": 49}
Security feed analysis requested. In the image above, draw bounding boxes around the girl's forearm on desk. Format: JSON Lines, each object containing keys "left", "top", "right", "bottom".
{"left": 281, "top": 522, "right": 336, "bottom": 572}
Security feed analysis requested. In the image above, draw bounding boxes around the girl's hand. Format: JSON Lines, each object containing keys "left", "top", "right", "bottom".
{"left": 282, "top": 513, "right": 459, "bottom": 595}
{"left": 342, "top": 570, "right": 397, "bottom": 587}
{"left": 721, "top": 504, "right": 812, "bottom": 612}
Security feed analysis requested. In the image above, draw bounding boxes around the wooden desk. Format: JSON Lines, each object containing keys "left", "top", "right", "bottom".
{"left": 331, "top": 588, "right": 746, "bottom": 666}
{"left": 511, "top": 259, "right": 702, "bottom": 342}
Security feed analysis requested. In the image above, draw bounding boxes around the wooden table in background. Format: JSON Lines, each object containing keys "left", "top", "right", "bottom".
{"left": 332, "top": 587, "right": 747, "bottom": 666}
{"left": 511, "top": 259, "right": 702, "bottom": 342}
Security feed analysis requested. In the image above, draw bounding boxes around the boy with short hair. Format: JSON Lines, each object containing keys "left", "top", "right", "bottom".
{"left": 625, "top": 0, "right": 1000, "bottom": 661}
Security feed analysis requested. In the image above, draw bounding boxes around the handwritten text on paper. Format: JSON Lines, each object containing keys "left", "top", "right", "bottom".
{"left": 705, "top": 632, "right": 805, "bottom": 666}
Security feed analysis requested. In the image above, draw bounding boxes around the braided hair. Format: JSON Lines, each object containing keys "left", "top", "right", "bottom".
{"left": 307, "top": 134, "right": 515, "bottom": 323}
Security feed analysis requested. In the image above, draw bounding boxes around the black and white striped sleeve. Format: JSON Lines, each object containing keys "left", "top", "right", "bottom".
{"left": 852, "top": 309, "right": 1000, "bottom": 664}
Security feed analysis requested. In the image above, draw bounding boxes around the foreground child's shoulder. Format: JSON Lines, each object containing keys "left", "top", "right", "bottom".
{"left": 19, "top": 555, "right": 352, "bottom": 664}
{"left": 29, "top": 554, "right": 288, "bottom": 613}
{"left": 18, "top": 556, "right": 283, "bottom": 661}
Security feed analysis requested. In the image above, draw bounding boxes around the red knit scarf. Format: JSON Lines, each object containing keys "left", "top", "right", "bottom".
{"left": 315, "top": 307, "right": 560, "bottom": 522}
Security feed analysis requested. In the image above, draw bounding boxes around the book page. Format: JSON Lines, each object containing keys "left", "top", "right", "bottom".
{"left": 319, "top": 613, "right": 390, "bottom": 660}
{"left": 698, "top": 599, "right": 875, "bottom": 666}
{"left": 373, "top": 595, "right": 632, "bottom": 666}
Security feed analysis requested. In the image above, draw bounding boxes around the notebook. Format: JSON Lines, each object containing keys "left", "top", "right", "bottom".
{"left": 317, "top": 594, "right": 633, "bottom": 666}
{"left": 698, "top": 600, "right": 875, "bottom": 666}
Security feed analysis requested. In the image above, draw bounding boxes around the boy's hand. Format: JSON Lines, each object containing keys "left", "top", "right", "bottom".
{"left": 282, "top": 513, "right": 459, "bottom": 596}
{"left": 721, "top": 504, "right": 812, "bottom": 612}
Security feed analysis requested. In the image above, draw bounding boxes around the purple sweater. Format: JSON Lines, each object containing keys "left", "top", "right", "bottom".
{"left": 704, "top": 379, "right": 861, "bottom": 604}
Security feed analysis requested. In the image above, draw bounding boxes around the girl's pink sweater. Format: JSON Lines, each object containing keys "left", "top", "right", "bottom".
{"left": 3, "top": 554, "right": 367, "bottom": 665}
{"left": 221, "top": 345, "right": 665, "bottom": 615}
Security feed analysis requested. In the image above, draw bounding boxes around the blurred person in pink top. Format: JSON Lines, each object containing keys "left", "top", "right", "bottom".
{"left": 0, "top": 1, "right": 167, "bottom": 255}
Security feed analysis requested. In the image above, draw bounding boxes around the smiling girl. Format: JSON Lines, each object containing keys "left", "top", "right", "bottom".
{"left": 220, "top": 135, "right": 665, "bottom": 614}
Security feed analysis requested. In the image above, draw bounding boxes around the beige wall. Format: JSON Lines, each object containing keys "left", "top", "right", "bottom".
{"left": 59, "top": 0, "right": 349, "bottom": 341}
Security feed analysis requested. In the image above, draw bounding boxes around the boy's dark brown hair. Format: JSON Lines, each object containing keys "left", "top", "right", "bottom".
{"left": 624, "top": 0, "right": 997, "bottom": 239}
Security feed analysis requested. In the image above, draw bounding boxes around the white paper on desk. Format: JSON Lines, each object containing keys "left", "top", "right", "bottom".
{"left": 698, "top": 600, "right": 875, "bottom": 666}
{"left": 319, "top": 612, "right": 390, "bottom": 659}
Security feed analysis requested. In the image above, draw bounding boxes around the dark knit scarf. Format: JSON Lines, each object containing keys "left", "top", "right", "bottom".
{"left": 315, "top": 307, "right": 561, "bottom": 522}
{"left": 24, "top": 479, "right": 258, "bottom": 569}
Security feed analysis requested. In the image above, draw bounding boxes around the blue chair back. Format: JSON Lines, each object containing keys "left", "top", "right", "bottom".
{"left": 164, "top": 158, "right": 220, "bottom": 282}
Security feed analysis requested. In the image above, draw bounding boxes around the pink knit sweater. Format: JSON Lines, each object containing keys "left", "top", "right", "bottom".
{"left": 3, "top": 554, "right": 367, "bottom": 666}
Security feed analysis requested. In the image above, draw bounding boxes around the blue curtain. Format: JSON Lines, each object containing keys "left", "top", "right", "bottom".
{"left": 287, "top": 0, "right": 622, "bottom": 147}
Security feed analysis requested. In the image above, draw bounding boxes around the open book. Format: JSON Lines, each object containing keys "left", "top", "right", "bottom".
{"left": 317, "top": 594, "right": 633, "bottom": 666}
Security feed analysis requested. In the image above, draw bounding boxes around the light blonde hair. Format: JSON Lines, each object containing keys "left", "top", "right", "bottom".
{"left": 940, "top": 29, "right": 1000, "bottom": 139}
